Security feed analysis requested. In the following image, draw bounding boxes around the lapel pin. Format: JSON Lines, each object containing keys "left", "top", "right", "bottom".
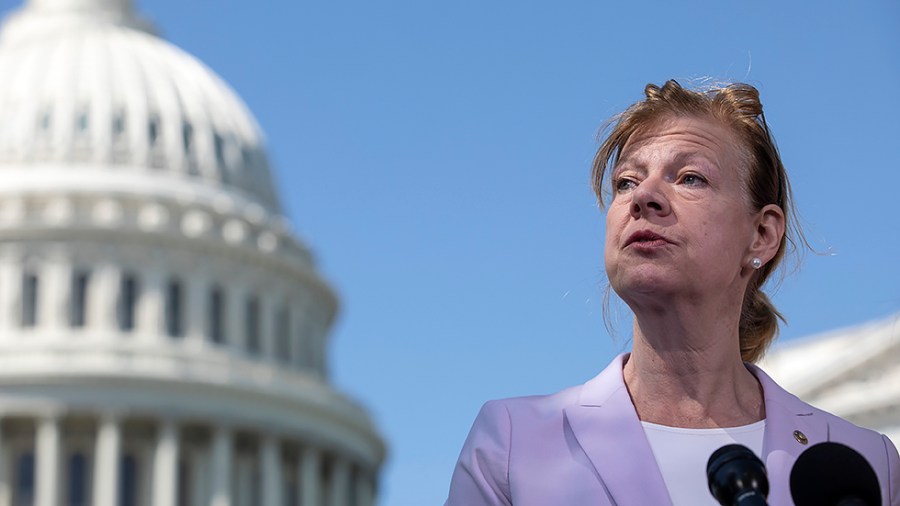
{"left": 793, "top": 430, "right": 808, "bottom": 445}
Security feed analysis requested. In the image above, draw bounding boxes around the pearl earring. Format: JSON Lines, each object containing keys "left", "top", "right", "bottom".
{"left": 750, "top": 257, "right": 762, "bottom": 270}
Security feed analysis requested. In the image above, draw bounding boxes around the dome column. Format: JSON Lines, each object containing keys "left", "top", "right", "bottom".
{"left": 38, "top": 255, "right": 69, "bottom": 336}
{"left": 209, "top": 425, "right": 232, "bottom": 506}
{"left": 260, "top": 435, "right": 282, "bottom": 506}
{"left": 88, "top": 263, "right": 119, "bottom": 335}
{"left": 138, "top": 268, "right": 165, "bottom": 339}
{"left": 151, "top": 419, "right": 179, "bottom": 506}
{"left": 34, "top": 415, "right": 60, "bottom": 506}
{"left": 298, "top": 446, "right": 321, "bottom": 506}
{"left": 93, "top": 413, "right": 121, "bottom": 506}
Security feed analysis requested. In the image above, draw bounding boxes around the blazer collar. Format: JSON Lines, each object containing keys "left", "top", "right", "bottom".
{"left": 563, "top": 353, "right": 672, "bottom": 506}
{"left": 748, "top": 362, "right": 829, "bottom": 504}
{"left": 563, "top": 354, "right": 829, "bottom": 506}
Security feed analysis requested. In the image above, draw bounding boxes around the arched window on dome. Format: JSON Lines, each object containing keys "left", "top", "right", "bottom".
{"left": 148, "top": 116, "right": 160, "bottom": 146}
{"left": 72, "top": 108, "right": 91, "bottom": 162}
{"left": 112, "top": 113, "right": 126, "bottom": 137}
{"left": 182, "top": 122, "right": 191, "bottom": 149}
{"left": 240, "top": 146, "right": 255, "bottom": 184}
{"left": 208, "top": 285, "right": 225, "bottom": 345}
{"left": 38, "top": 110, "right": 51, "bottom": 132}
{"left": 182, "top": 121, "right": 198, "bottom": 175}
{"left": 69, "top": 270, "right": 90, "bottom": 328}
{"left": 213, "top": 132, "right": 227, "bottom": 181}
{"left": 245, "top": 295, "right": 261, "bottom": 355}
{"left": 20, "top": 270, "right": 38, "bottom": 328}
{"left": 148, "top": 115, "right": 165, "bottom": 169}
{"left": 112, "top": 110, "right": 128, "bottom": 164}
{"left": 165, "top": 279, "right": 184, "bottom": 338}
{"left": 76, "top": 110, "right": 89, "bottom": 133}
{"left": 275, "top": 305, "right": 290, "bottom": 364}
{"left": 117, "top": 273, "right": 140, "bottom": 332}
{"left": 34, "top": 109, "right": 54, "bottom": 162}
{"left": 68, "top": 452, "right": 90, "bottom": 506}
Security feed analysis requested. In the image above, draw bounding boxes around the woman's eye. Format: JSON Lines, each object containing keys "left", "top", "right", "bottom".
{"left": 614, "top": 178, "right": 636, "bottom": 192}
{"left": 682, "top": 174, "right": 706, "bottom": 186}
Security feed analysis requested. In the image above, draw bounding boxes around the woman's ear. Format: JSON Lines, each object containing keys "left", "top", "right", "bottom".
{"left": 749, "top": 204, "right": 786, "bottom": 265}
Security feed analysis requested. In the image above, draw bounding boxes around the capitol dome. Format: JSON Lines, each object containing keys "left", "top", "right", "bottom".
{"left": 0, "top": 0, "right": 385, "bottom": 505}
{"left": 0, "top": 0, "right": 282, "bottom": 214}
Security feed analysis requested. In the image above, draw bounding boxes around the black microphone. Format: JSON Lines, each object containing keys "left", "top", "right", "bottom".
{"left": 790, "top": 441, "right": 881, "bottom": 506}
{"left": 707, "top": 444, "right": 769, "bottom": 506}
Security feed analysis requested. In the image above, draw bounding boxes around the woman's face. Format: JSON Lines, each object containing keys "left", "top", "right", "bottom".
{"left": 604, "top": 115, "right": 759, "bottom": 306}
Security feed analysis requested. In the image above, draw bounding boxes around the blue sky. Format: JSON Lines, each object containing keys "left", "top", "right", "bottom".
{"left": 3, "top": 1, "right": 898, "bottom": 504}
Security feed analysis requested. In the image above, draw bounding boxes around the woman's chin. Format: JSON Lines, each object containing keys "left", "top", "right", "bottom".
{"left": 612, "top": 270, "right": 681, "bottom": 300}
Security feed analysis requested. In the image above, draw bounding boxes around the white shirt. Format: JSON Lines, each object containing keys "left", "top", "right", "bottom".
{"left": 641, "top": 420, "right": 766, "bottom": 506}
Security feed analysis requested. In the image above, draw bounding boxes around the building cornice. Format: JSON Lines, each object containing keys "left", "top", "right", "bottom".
{"left": 0, "top": 340, "right": 386, "bottom": 466}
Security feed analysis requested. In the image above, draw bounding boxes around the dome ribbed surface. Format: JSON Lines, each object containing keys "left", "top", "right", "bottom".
{"left": 0, "top": 0, "right": 281, "bottom": 213}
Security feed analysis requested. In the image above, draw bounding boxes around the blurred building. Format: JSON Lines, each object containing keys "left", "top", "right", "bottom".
{"left": 0, "top": 0, "right": 385, "bottom": 505}
{"left": 760, "top": 313, "right": 900, "bottom": 444}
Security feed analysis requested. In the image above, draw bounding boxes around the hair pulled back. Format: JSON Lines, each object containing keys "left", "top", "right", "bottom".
{"left": 593, "top": 80, "right": 801, "bottom": 363}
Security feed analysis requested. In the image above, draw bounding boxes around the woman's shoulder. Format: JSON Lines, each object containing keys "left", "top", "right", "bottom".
{"left": 752, "top": 362, "right": 889, "bottom": 440}
{"left": 751, "top": 361, "right": 899, "bottom": 495}
{"left": 481, "top": 383, "right": 584, "bottom": 418}
{"left": 464, "top": 385, "right": 583, "bottom": 445}
{"left": 478, "top": 353, "right": 629, "bottom": 425}
{"left": 446, "top": 382, "right": 593, "bottom": 506}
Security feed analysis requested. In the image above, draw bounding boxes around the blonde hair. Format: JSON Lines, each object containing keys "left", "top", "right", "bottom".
{"left": 592, "top": 80, "right": 802, "bottom": 363}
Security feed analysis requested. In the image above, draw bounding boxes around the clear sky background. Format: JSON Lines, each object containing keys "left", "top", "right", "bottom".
{"left": 3, "top": 1, "right": 898, "bottom": 504}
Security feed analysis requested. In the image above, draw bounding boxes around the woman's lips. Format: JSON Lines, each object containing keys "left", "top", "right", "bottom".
{"left": 625, "top": 230, "right": 672, "bottom": 250}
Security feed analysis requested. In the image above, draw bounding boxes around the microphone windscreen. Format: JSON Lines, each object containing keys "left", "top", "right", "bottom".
{"left": 707, "top": 444, "right": 768, "bottom": 506}
{"left": 790, "top": 441, "right": 881, "bottom": 506}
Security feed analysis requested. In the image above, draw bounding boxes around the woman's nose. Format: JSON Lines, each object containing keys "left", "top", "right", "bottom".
{"left": 629, "top": 180, "right": 671, "bottom": 219}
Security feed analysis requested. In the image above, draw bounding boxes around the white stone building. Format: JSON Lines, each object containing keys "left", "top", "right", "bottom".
{"left": 0, "top": 0, "right": 386, "bottom": 505}
{"left": 760, "top": 312, "right": 900, "bottom": 445}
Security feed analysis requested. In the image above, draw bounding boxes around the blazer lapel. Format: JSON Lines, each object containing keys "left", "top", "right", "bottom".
{"left": 563, "top": 354, "right": 672, "bottom": 506}
{"left": 561, "top": 356, "right": 829, "bottom": 506}
{"left": 750, "top": 364, "right": 829, "bottom": 505}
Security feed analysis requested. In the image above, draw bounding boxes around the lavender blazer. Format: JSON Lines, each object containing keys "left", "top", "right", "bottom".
{"left": 446, "top": 354, "right": 900, "bottom": 505}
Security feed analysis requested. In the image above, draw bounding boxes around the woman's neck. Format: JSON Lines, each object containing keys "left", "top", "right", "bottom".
{"left": 622, "top": 304, "right": 765, "bottom": 428}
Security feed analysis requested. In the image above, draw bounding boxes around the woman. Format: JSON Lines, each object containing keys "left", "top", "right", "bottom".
{"left": 445, "top": 80, "right": 900, "bottom": 505}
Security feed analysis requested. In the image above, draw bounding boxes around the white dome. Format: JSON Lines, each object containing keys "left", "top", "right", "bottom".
{"left": 0, "top": 0, "right": 281, "bottom": 213}
{"left": 0, "top": 2, "right": 384, "bottom": 504}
